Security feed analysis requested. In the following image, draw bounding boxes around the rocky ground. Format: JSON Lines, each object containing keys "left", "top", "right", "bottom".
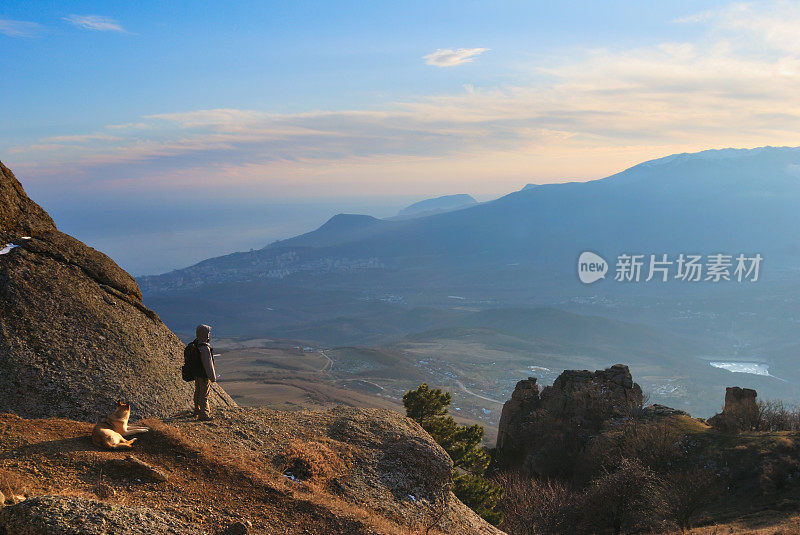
{"left": 0, "top": 406, "right": 501, "bottom": 534}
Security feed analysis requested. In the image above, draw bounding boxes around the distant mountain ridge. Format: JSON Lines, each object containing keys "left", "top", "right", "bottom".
{"left": 142, "top": 145, "right": 800, "bottom": 292}
{"left": 395, "top": 193, "right": 477, "bottom": 219}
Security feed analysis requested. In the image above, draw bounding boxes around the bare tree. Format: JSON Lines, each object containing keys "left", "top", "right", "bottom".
{"left": 497, "top": 472, "right": 579, "bottom": 535}
{"left": 661, "top": 467, "right": 719, "bottom": 530}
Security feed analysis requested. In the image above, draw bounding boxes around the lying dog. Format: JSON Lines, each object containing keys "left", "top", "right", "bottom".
{"left": 92, "top": 401, "right": 150, "bottom": 450}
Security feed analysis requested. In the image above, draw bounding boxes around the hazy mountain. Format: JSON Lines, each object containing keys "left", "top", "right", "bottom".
{"left": 142, "top": 146, "right": 800, "bottom": 296}
{"left": 395, "top": 193, "right": 478, "bottom": 219}
{"left": 140, "top": 147, "right": 800, "bottom": 413}
{"left": 272, "top": 214, "right": 390, "bottom": 248}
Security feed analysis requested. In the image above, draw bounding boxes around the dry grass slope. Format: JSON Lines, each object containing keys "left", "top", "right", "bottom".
{"left": 0, "top": 407, "right": 502, "bottom": 534}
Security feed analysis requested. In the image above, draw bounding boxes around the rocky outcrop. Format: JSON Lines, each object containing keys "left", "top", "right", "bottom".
{"left": 0, "top": 496, "right": 204, "bottom": 534}
{"left": 640, "top": 403, "right": 687, "bottom": 419}
{"left": 541, "top": 364, "right": 643, "bottom": 420}
{"left": 496, "top": 364, "right": 643, "bottom": 471}
{"left": 724, "top": 386, "right": 758, "bottom": 412}
{"left": 708, "top": 386, "right": 759, "bottom": 431}
{"left": 183, "top": 406, "right": 502, "bottom": 534}
{"left": 495, "top": 376, "right": 541, "bottom": 463}
{"left": 0, "top": 161, "right": 235, "bottom": 420}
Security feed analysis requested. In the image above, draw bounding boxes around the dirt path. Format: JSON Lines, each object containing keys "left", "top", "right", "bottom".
{"left": 319, "top": 349, "right": 333, "bottom": 372}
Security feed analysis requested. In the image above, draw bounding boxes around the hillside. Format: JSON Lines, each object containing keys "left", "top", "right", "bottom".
{"left": 0, "top": 407, "right": 500, "bottom": 534}
{"left": 273, "top": 214, "right": 392, "bottom": 248}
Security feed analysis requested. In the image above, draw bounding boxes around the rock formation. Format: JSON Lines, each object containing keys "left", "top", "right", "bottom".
{"left": 0, "top": 161, "right": 235, "bottom": 420}
{"left": 724, "top": 386, "right": 758, "bottom": 412}
{"left": 708, "top": 386, "right": 759, "bottom": 431}
{"left": 496, "top": 364, "right": 643, "bottom": 471}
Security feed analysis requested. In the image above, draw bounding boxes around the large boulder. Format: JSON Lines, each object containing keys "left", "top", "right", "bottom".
{"left": 178, "top": 406, "right": 503, "bottom": 534}
{"left": 0, "top": 161, "right": 235, "bottom": 420}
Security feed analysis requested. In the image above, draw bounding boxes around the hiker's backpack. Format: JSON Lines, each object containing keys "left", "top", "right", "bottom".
{"left": 181, "top": 341, "right": 204, "bottom": 382}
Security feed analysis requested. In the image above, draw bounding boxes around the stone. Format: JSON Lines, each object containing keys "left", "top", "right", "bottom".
{"left": 0, "top": 161, "right": 56, "bottom": 242}
{"left": 724, "top": 386, "right": 758, "bottom": 411}
{"left": 496, "top": 377, "right": 540, "bottom": 460}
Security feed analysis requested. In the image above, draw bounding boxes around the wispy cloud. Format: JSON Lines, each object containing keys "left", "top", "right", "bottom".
{"left": 107, "top": 122, "right": 150, "bottom": 131}
{"left": 63, "top": 14, "right": 127, "bottom": 33}
{"left": 423, "top": 48, "right": 488, "bottom": 67}
{"left": 0, "top": 18, "right": 43, "bottom": 38}
{"left": 42, "top": 133, "right": 121, "bottom": 144}
{"left": 677, "top": 1, "right": 800, "bottom": 54}
{"left": 8, "top": 2, "right": 800, "bottom": 198}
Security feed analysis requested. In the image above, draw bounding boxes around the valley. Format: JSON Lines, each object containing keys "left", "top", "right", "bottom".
{"left": 148, "top": 148, "right": 800, "bottom": 421}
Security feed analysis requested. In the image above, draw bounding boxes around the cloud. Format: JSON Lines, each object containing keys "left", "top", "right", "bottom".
{"left": 0, "top": 18, "right": 43, "bottom": 37}
{"left": 106, "top": 122, "right": 149, "bottom": 130}
{"left": 63, "top": 15, "right": 127, "bottom": 33}
{"left": 8, "top": 2, "right": 800, "bottom": 198}
{"left": 423, "top": 48, "right": 488, "bottom": 67}
{"left": 677, "top": 1, "right": 800, "bottom": 54}
{"left": 42, "top": 134, "right": 121, "bottom": 144}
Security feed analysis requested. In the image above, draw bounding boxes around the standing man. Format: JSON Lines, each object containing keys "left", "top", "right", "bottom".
{"left": 191, "top": 324, "right": 217, "bottom": 420}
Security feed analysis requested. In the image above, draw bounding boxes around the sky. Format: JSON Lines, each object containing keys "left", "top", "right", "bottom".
{"left": 3, "top": 0, "right": 800, "bottom": 274}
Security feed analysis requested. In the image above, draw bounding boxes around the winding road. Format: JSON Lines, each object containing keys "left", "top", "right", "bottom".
{"left": 452, "top": 379, "right": 503, "bottom": 404}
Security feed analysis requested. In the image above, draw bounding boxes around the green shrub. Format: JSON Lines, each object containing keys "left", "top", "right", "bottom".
{"left": 403, "top": 383, "right": 503, "bottom": 525}
{"left": 452, "top": 471, "right": 503, "bottom": 526}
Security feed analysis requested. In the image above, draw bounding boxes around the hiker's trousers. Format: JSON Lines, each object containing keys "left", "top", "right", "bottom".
{"left": 194, "top": 377, "right": 212, "bottom": 417}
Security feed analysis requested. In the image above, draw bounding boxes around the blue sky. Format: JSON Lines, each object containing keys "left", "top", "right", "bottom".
{"left": 2, "top": 1, "right": 799, "bottom": 273}
{"left": 3, "top": 1, "right": 717, "bottom": 133}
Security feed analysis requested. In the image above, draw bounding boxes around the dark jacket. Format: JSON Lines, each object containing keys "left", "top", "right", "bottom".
{"left": 195, "top": 324, "right": 217, "bottom": 382}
